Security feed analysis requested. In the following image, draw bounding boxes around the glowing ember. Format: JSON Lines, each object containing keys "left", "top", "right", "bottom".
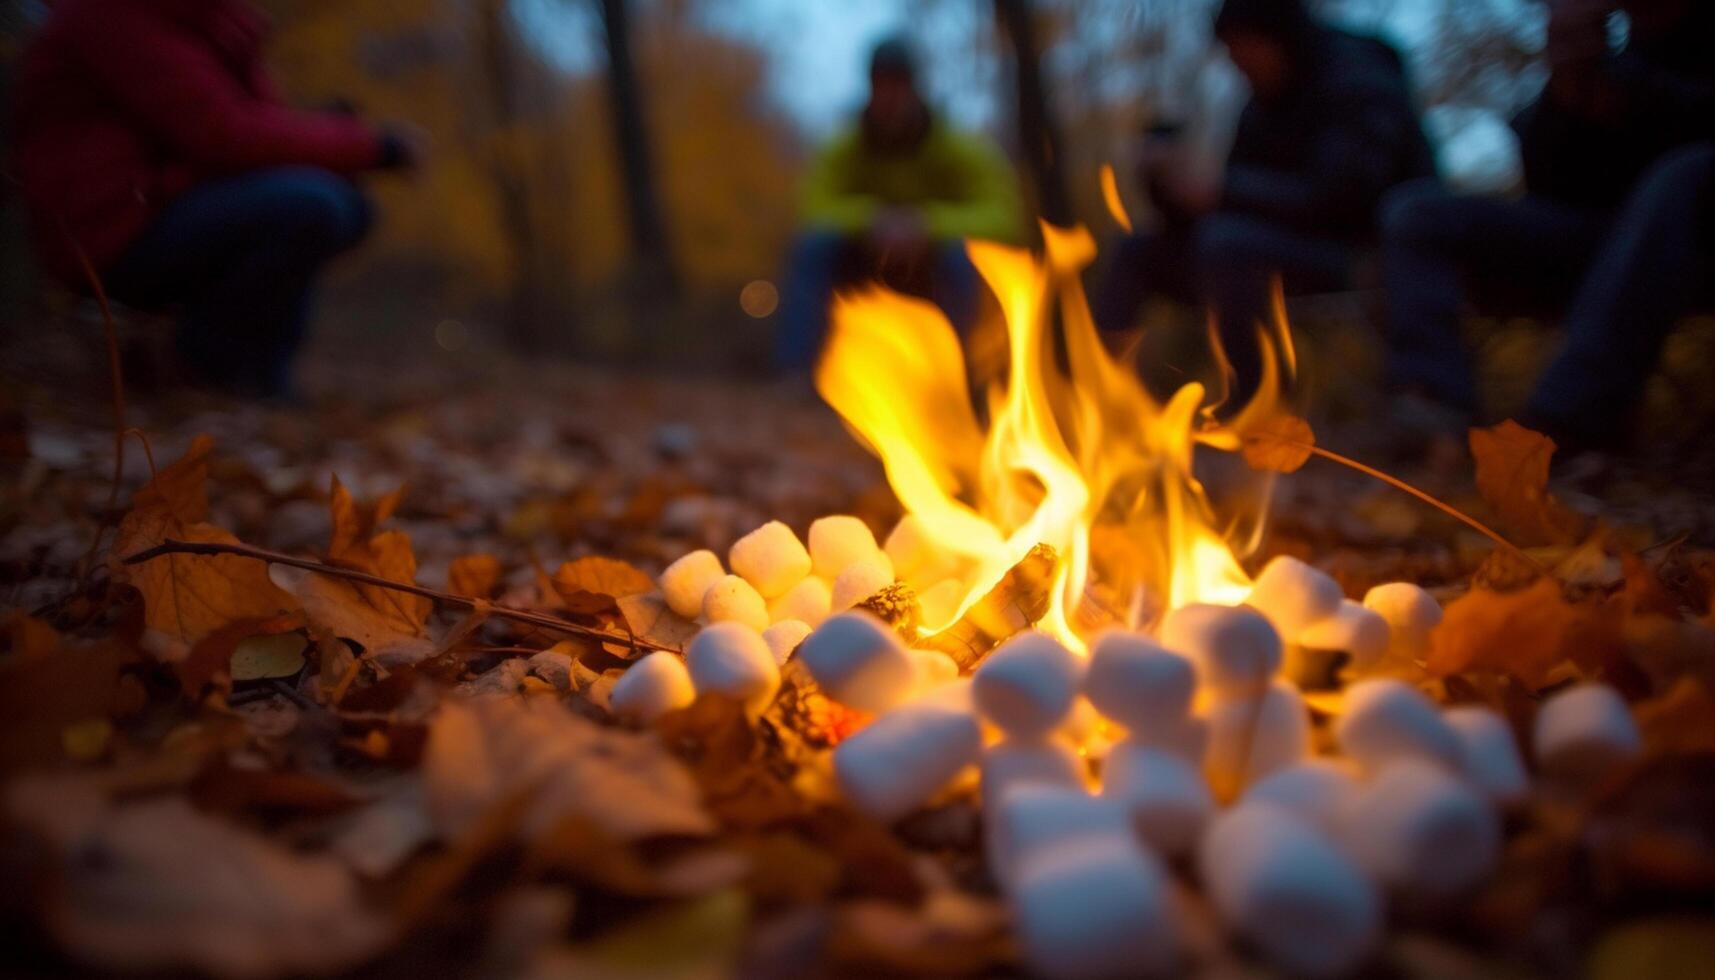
{"left": 815, "top": 226, "right": 1296, "bottom": 650}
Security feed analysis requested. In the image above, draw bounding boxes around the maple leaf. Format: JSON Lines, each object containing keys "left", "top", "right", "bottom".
{"left": 552, "top": 556, "right": 654, "bottom": 606}
{"left": 1428, "top": 577, "right": 1625, "bottom": 688}
{"left": 111, "top": 436, "right": 296, "bottom": 658}
{"left": 268, "top": 478, "right": 435, "bottom": 665}
{"left": 1238, "top": 413, "right": 1315, "bottom": 474}
{"left": 1469, "top": 420, "right": 1591, "bottom": 546}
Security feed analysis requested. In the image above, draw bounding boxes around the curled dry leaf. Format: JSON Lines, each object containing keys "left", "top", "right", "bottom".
{"left": 1469, "top": 420, "right": 1591, "bottom": 546}
{"left": 422, "top": 695, "right": 714, "bottom": 845}
{"left": 617, "top": 592, "right": 701, "bottom": 654}
{"left": 8, "top": 790, "right": 385, "bottom": 979}
{"left": 552, "top": 555, "right": 656, "bottom": 614}
{"left": 1238, "top": 413, "right": 1315, "bottom": 474}
{"left": 111, "top": 436, "right": 297, "bottom": 657}
{"left": 1428, "top": 577, "right": 1626, "bottom": 688}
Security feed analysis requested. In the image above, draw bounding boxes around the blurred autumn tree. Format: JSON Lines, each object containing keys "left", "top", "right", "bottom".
{"left": 258, "top": 0, "right": 798, "bottom": 362}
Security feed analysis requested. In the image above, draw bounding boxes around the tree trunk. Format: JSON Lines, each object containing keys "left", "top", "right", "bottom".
{"left": 992, "top": 0, "right": 1072, "bottom": 227}
{"left": 596, "top": 0, "right": 680, "bottom": 303}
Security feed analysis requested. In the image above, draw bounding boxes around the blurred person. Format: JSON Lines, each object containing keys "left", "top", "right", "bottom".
{"left": 12, "top": 0, "right": 422, "bottom": 399}
{"left": 775, "top": 36, "right": 1023, "bottom": 372}
{"left": 1093, "top": 0, "right": 1434, "bottom": 403}
{"left": 1382, "top": 0, "right": 1714, "bottom": 451}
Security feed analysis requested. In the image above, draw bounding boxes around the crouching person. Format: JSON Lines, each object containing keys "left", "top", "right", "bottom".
{"left": 1094, "top": 0, "right": 1434, "bottom": 405}
{"left": 776, "top": 36, "right": 1024, "bottom": 373}
{"left": 13, "top": 0, "right": 421, "bottom": 398}
{"left": 1381, "top": 0, "right": 1714, "bottom": 451}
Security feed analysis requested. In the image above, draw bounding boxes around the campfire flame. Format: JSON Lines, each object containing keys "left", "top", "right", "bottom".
{"left": 815, "top": 226, "right": 1294, "bottom": 651}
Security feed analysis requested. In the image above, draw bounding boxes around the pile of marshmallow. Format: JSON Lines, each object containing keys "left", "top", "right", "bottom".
{"left": 606, "top": 520, "right": 1646, "bottom": 979}
{"left": 609, "top": 513, "right": 963, "bottom": 722}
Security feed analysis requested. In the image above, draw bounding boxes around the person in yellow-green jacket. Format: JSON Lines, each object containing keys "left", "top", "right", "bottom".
{"left": 776, "top": 36, "right": 1024, "bottom": 371}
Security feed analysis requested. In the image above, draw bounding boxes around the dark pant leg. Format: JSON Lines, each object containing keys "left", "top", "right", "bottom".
{"left": 775, "top": 230, "right": 851, "bottom": 372}
{"left": 1192, "top": 212, "right": 1353, "bottom": 405}
{"left": 1527, "top": 141, "right": 1715, "bottom": 445}
{"left": 932, "top": 239, "right": 981, "bottom": 334}
{"left": 1380, "top": 178, "right": 1606, "bottom": 413}
{"left": 105, "top": 167, "right": 373, "bottom": 396}
{"left": 1091, "top": 228, "right": 1197, "bottom": 335}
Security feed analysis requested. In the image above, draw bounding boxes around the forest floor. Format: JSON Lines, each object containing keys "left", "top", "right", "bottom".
{"left": 4, "top": 313, "right": 1715, "bottom": 978}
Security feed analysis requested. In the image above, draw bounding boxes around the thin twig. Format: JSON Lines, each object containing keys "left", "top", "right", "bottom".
{"left": 1305, "top": 445, "right": 1547, "bottom": 573}
{"left": 74, "top": 242, "right": 131, "bottom": 576}
{"left": 123, "top": 538, "right": 679, "bottom": 654}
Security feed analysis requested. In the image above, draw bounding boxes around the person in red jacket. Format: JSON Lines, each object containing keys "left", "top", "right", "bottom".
{"left": 12, "top": 0, "right": 420, "bottom": 397}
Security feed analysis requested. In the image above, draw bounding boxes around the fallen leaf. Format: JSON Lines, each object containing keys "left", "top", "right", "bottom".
{"left": 111, "top": 437, "right": 296, "bottom": 658}
{"left": 321, "top": 476, "right": 433, "bottom": 632}
{"left": 269, "top": 564, "right": 435, "bottom": 665}
{"left": 1635, "top": 678, "right": 1715, "bottom": 755}
{"left": 546, "top": 889, "right": 749, "bottom": 979}
{"left": 229, "top": 631, "right": 309, "bottom": 681}
{"left": 422, "top": 696, "right": 714, "bottom": 844}
{"left": 1469, "top": 420, "right": 1590, "bottom": 546}
{"left": 1428, "top": 577, "right": 1625, "bottom": 688}
{"left": 552, "top": 555, "right": 655, "bottom": 610}
{"left": 3, "top": 612, "right": 61, "bottom": 661}
{"left": 1238, "top": 413, "right": 1315, "bottom": 474}
{"left": 14, "top": 796, "right": 386, "bottom": 978}
{"left": 617, "top": 592, "right": 701, "bottom": 654}
{"left": 0, "top": 637, "right": 132, "bottom": 774}
{"left": 447, "top": 553, "right": 502, "bottom": 598}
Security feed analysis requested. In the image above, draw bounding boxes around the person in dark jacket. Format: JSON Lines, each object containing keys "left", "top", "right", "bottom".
{"left": 12, "top": 0, "right": 420, "bottom": 397}
{"left": 1094, "top": 0, "right": 1434, "bottom": 403}
{"left": 1381, "top": 0, "right": 1714, "bottom": 450}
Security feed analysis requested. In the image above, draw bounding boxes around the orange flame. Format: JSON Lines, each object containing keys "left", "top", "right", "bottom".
{"left": 816, "top": 227, "right": 1292, "bottom": 651}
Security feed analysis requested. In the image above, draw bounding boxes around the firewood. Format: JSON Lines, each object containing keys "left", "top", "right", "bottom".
{"left": 922, "top": 544, "right": 1058, "bottom": 672}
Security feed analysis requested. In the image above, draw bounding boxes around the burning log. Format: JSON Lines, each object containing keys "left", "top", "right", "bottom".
{"left": 922, "top": 543, "right": 1059, "bottom": 672}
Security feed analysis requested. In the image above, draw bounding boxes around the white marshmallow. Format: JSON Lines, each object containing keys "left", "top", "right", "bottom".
{"left": 1204, "top": 681, "right": 1310, "bottom": 794}
{"left": 916, "top": 578, "right": 965, "bottom": 628}
{"left": 1200, "top": 804, "right": 1381, "bottom": 978}
{"left": 1127, "top": 714, "right": 1209, "bottom": 763}
{"left": 1296, "top": 600, "right": 1391, "bottom": 668}
{"left": 1362, "top": 581, "right": 1443, "bottom": 638}
{"left": 609, "top": 651, "right": 696, "bottom": 723}
{"left": 1533, "top": 683, "right": 1641, "bottom": 783}
{"left": 727, "top": 520, "right": 812, "bottom": 599}
{"left": 1158, "top": 603, "right": 1282, "bottom": 701}
{"left": 1444, "top": 705, "right": 1530, "bottom": 807}
{"left": 1012, "top": 833, "right": 1181, "bottom": 979}
{"left": 973, "top": 630, "right": 1083, "bottom": 739}
{"left": 760, "top": 619, "right": 812, "bottom": 666}
{"left": 1085, "top": 630, "right": 1196, "bottom": 733}
{"left": 829, "top": 558, "right": 894, "bottom": 612}
{"left": 808, "top": 515, "right": 886, "bottom": 580}
{"left": 1245, "top": 556, "right": 1344, "bottom": 636}
{"left": 1336, "top": 678, "right": 1463, "bottom": 774}
{"left": 910, "top": 648, "right": 960, "bottom": 689}
{"left": 1102, "top": 741, "right": 1214, "bottom": 857}
{"left": 834, "top": 695, "right": 982, "bottom": 821}
{"left": 685, "top": 622, "right": 779, "bottom": 709}
{"left": 1337, "top": 757, "right": 1501, "bottom": 899}
{"left": 985, "top": 784, "right": 1131, "bottom": 890}
{"left": 797, "top": 611, "right": 919, "bottom": 713}
{"left": 882, "top": 513, "right": 932, "bottom": 581}
{"left": 658, "top": 549, "right": 724, "bottom": 620}
{"left": 982, "top": 738, "right": 1085, "bottom": 808}
{"left": 767, "top": 575, "right": 831, "bottom": 627}
{"left": 701, "top": 574, "right": 770, "bottom": 631}
{"left": 1240, "top": 759, "right": 1362, "bottom": 832}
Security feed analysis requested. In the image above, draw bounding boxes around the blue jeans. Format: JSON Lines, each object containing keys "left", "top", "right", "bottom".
{"left": 1382, "top": 141, "right": 1715, "bottom": 445}
{"left": 1094, "top": 214, "right": 1353, "bottom": 403}
{"left": 775, "top": 230, "right": 980, "bottom": 372}
{"left": 105, "top": 167, "right": 373, "bottom": 396}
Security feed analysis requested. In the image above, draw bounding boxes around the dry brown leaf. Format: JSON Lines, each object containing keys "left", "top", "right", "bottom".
{"left": 324, "top": 477, "right": 433, "bottom": 628}
{"left": 1238, "top": 413, "right": 1315, "bottom": 474}
{"left": 552, "top": 555, "right": 655, "bottom": 609}
{"left": 1469, "top": 420, "right": 1591, "bottom": 546}
{"left": 422, "top": 696, "right": 714, "bottom": 845}
{"left": 0, "top": 637, "right": 132, "bottom": 775}
{"left": 1427, "top": 577, "right": 1625, "bottom": 688}
{"left": 10, "top": 793, "right": 385, "bottom": 978}
{"left": 269, "top": 564, "right": 435, "bottom": 665}
{"left": 617, "top": 592, "right": 701, "bottom": 654}
{"left": 3, "top": 611, "right": 61, "bottom": 661}
{"left": 111, "top": 436, "right": 296, "bottom": 657}
{"left": 447, "top": 553, "right": 503, "bottom": 598}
